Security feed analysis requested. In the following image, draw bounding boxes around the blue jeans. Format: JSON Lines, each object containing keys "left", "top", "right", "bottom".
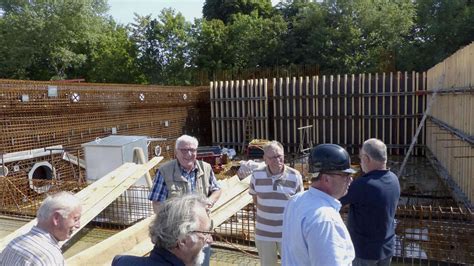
{"left": 353, "top": 256, "right": 392, "bottom": 266}
{"left": 202, "top": 245, "right": 211, "bottom": 266}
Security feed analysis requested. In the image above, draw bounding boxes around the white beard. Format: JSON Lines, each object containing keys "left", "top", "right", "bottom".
{"left": 194, "top": 245, "right": 208, "bottom": 266}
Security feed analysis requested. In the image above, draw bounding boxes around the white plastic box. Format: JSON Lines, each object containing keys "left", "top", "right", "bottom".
{"left": 82, "top": 135, "right": 150, "bottom": 225}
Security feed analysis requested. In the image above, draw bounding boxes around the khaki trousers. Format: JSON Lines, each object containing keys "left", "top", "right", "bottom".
{"left": 255, "top": 239, "right": 282, "bottom": 266}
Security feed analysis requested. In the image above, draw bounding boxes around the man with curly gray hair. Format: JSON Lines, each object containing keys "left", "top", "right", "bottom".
{"left": 112, "top": 194, "right": 213, "bottom": 266}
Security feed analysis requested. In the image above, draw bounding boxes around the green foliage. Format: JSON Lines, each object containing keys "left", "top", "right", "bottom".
{"left": 227, "top": 13, "right": 287, "bottom": 68}
{"left": 0, "top": 0, "right": 472, "bottom": 84}
{"left": 190, "top": 18, "right": 231, "bottom": 77}
{"left": 0, "top": 0, "right": 110, "bottom": 80}
{"left": 130, "top": 9, "right": 192, "bottom": 85}
{"left": 203, "top": 0, "right": 273, "bottom": 24}
{"left": 280, "top": 0, "right": 415, "bottom": 74}
{"left": 397, "top": 0, "right": 474, "bottom": 71}
{"left": 190, "top": 13, "right": 286, "bottom": 80}
{"left": 85, "top": 22, "right": 145, "bottom": 83}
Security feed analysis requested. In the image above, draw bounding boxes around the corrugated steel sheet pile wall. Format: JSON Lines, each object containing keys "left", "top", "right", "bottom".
{"left": 0, "top": 79, "right": 210, "bottom": 217}
{"left": 426, "top": 42, "right": 474, "bottom": 208}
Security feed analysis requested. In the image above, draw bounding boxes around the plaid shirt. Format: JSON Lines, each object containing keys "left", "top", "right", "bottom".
{"left": 148, "top": 161, "right": 220, "bottom": 202}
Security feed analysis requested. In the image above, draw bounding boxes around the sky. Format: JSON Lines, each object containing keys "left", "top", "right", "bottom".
{"left": 108, "top": 0, "right": 282, "bottom": 25}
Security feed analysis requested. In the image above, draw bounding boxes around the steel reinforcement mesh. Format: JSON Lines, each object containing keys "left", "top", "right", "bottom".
{"left": 1, "top": 184, "right": 472, "bottom": 264}
{"left": 212, "top": 203, "right": 473, "bottom": 265}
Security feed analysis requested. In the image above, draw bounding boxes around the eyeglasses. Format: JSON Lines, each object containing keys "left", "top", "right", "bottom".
{"left": 189, "top": 220, "right": 214, "bottom": 240}
{"left": 190, "top": 229, "right": 214, "bottom": 238}
{"left": 267, "top": 154, "right": 284, "bottom": 160}
{"left": 179, "top": 148, "right": 197, "bottom": 154}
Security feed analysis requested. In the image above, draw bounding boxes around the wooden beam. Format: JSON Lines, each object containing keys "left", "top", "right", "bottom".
{"left": 0, "top": 156, "right": 162, "bottom": 252}
{"left": 66, "top": 175, "right": 252, "bottom": 266}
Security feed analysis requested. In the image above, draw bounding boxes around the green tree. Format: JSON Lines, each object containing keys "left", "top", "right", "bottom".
{"left": 227, "top": 13, "right": 287, "bottom": 69}
{"left": 397, "top": 0, "right": 474, "bottom": 71}
{"left": 130, "top": 9, "right": 192, "bottom": 85}
{"left": 203, "top": 0, "right": 273, "bottom": 24}
{"left": 0, "top": 0, "right": 110, "bottom": 80}
{"left": 190, "top": 19, "right": 231, "bottom": 79}
{"left": 84, "top": 22, "right": 145, "bottom": 84}
{"left": 190, "top": 13, "right": 286, "bottom": 79}
{"left": 281, "top": 0, "right": 414, "bottom": 73}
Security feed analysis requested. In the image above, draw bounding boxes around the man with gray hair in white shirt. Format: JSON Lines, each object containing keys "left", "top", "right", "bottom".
{"left": 0, "top": 191, "right": 82, "bottom": 266}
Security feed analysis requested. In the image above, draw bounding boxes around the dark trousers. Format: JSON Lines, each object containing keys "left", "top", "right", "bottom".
{"left": 353, "top": 256, "right": 392, "bottom": 266}
{"left": 202, "top": 245, "right": 211, "bottom": 266}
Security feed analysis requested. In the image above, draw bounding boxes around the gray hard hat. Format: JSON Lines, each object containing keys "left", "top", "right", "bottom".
{"left": 308, "top": 144, "right": 356, "bottom": 174}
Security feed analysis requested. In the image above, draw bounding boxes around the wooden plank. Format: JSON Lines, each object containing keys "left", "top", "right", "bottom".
{"left": 329, "top": 75, "right": 339, "bottom": 143}
{"left": 285, "top": 77, "right": 290, "bottom": 152}
{"left": 0, "top": 157, "right": 162, "bottom": 251}
{"left": 338, "top": 74, "right": 349, "bottom": 144}
{"left": 249, "top": 79, "right": 255, "bottom": 139}
{"left": 258, "top": 79, "right": 262, "bottom": 139}
{"left": 264, "top": 78, "right": 269, "bottom": 139}
{"left": 224, "top": 81, "right": 230, "bottom": 147}
{"left": 210, "top": 82, "right": 216, "bottom": 145}
{"left": 67, "top": 215, "right": 154, "bottom": 266}
{"left": 230, "top": 80, "right": 236, "bottom": 149}
{"left": 279, "top": 78, "right": 284, "bottom": 144}
{"left": 375, "top": 73, "right": 378, "bottom": 139}
{"left": 273, "top": 78, "right": 278, "bottom": 141}
{"left": 351, "top": 74, "right": 355, "bottom": 150}
{"left": 403, "top": 71, "right": 408, "bottom": 152}
{"left": 298, "top": 77, "right": 303, "bottom": 149}
{"left": 397, "top": 72, "right": 401, "bottom": 154}
{"left": 218, "top": 81, "right": 224, "bottom": 145}
{"left": 310, "top": 76, "right": 315, "bottom": 146}
{"left": 305, "top": 76, "right": 310, "bottom": 147}
{"left": 382, "top": 73, "right": 386, "bottom": 144}
{"left": 368, "top": 73, "right": 372, "bottom": 139}
{"left": 322, "top": 75, "right": 326, "bottom": 143}
{"left": 236, "top": 80, "right": 242, "bottom": 151}
{"left": 292, "top": 77, "right": 297, "bottom": 153}
{"left": 66, "top": 176, "right": 252, "bottom": 266}
{"left": 389, "top": 72, "right": 394, "bottom": 152}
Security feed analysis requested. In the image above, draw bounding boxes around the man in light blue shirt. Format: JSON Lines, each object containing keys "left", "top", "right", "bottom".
{"left": 282, "top": 144, "right": 356, "bottom": 266}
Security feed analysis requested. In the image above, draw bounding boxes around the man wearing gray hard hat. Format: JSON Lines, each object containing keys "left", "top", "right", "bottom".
{"left": 281, "top": 144, "right": 356, "bottom": 266}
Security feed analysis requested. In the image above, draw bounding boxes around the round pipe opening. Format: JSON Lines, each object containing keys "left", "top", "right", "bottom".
{"left": 28, "top": 162, "right": 55, "bottom": 194}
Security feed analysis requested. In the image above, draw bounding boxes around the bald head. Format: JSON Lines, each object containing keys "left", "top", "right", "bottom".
{"left": 362, "top": 138, "right": 387, "bottom": 163}
{"left": 360, "top": 138, "right": 387, "bottom": 173}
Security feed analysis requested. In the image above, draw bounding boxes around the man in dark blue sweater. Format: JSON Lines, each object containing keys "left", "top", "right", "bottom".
{"left": 340, "top": 138, "right": 400, "bottom": 266}
{"left": 112, "top": 194, "right": 213, "bottom": 266}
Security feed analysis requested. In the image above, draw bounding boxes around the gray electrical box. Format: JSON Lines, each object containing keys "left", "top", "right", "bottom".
{"left": 82, "top": 135, "right": 148, "bottom": 185}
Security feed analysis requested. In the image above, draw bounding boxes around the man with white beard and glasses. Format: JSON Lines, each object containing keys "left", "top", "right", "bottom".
{"left": 112, "top": 194, "right": 213, "bottom": 266}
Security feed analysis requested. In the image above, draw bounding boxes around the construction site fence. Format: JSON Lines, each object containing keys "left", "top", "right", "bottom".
{"left": 210, "top": 71, "right": 427, "bottom": 156}
{"left": 425, "top": 41, "right": 474, "bottom": 207}
{"left": 214, "top": 203, "right": 474, "bottom": 265}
